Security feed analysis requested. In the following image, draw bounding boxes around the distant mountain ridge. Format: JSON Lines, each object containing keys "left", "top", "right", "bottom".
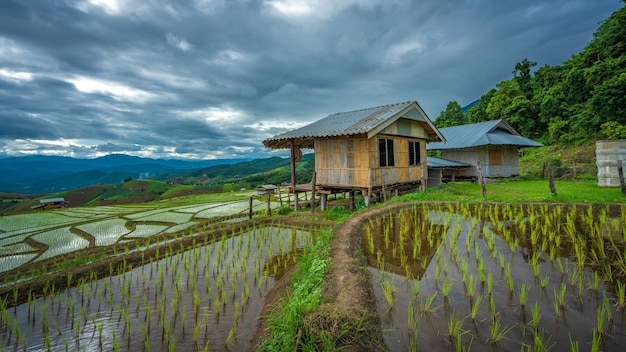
{"left": 0, "top": 154, "right": 250, "bottom": 193}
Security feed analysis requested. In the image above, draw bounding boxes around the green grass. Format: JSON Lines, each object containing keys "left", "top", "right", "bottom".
{"left": 260, "top": 228, "right": 332, "bottom": 351}
{"left": 397, "top": 179, "right": 625, "bottom": 203}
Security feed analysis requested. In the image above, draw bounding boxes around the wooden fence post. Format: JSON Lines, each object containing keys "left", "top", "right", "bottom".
{"left": 618, "top": 160, "right": 626, "bottom": 195}
{"left": 548, "top": 161, "right": 556, "bottom": 195}
{"left": 249, "top": 196, "right": 253, "bottom": 219}
{"left": 476, "top": 161, "right": 487, "bottom": 198}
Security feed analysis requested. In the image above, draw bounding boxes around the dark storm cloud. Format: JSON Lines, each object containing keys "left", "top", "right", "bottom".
{"left": 0, "top": 110, "right": 60, "bottom": 139}
{"left": 0, "top": 0, "right": 622, "bottom": 159}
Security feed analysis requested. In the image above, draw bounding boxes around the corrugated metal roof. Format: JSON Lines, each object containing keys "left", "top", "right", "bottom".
{"left": 263, "top": 101, "right": 444, "bottom": 149}
{"left": 427, "top": 120, "right": 543, "bottom": 150}
{"left": 427, "top": 157, "right": 471, "bottom": 168}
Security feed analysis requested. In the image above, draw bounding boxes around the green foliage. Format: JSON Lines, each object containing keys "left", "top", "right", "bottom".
{"left": 276, "top": 205, "right": 293, "bottom": 215}
{"left": 322, "top": 206, "right": 352, "bottom": 222}
{"left": 435, "top": 101, "right": 466, "bottom": 128}
{"left": 456, "top": 4, "right": 626, "bottom": 144}
{"left": 601, "top": 121, "right": 626, "bottom": 140}
{"left": 513, "top": 58, "right": 537, "bottom": 98}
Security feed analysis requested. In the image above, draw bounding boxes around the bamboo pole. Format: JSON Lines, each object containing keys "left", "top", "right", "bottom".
{"left": 249, "top": 196, "right": 253, "bottom": 219}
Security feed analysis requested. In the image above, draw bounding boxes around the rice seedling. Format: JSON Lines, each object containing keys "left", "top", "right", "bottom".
{"left": 471, "top": 294, "right": 482, "bottom": 321}
{"left": 519, "top": 282, "right": 529, "bottom": 308}
{"left": 489, "top": 316, "right": 514, "bottom": 343}
{"left": 421, "top": 290, "right": 439, "bottom": 314}
{"left": 447, "top": 311, "right": 464, "bottom": 344}
{"left": 505, "top": 266, "right": 515, "bottom": 294}
{"left": 591, "top": 329, "right": 602, "bottom": 352}
{"left": 569, "top": 333, "right": 579, "bottom": 352}
{"left": 615, "top": 280, "right": 626, "bottom": 309}
{"left": 380, "top": 276, "right": 396, "bottom": 310}
{"left": 443, "top": 276, "right": 452, "bottom": 299}
{"left": 529, "top": 301, "right": 540, "bottom": 327}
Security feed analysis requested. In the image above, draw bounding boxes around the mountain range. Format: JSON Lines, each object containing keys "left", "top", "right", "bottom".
{"left": 0, "top": 154, "right": 249, "bottom": 194}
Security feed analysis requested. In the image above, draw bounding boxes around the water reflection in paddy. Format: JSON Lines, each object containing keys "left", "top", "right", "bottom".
{"left": 0, "top": 226, "right": 314, "bottom": 351}
{"left": 363, "top": 204, "right": 626, "bottom": 351}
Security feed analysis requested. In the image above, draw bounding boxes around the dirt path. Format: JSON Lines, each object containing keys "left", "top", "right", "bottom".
{"left": 304, "top": 205, "right": 407, "bottom": 351}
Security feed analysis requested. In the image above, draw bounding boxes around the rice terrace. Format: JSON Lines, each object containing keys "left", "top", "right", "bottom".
{"left": 2, "top": 0, "right": 626, "bottom": 351}
{"left": 0, "top": 179, "right": 626, "bottom": 351}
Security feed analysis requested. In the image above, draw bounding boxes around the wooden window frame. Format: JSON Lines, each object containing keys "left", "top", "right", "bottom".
{"left": 409, "top": 141, "right": 421, "bottom": 166}
{"left": 379, "top": 138, "right": 395, "bottom": 167}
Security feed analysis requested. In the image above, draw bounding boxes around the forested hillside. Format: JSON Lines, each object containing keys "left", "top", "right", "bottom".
{"left": 436, "top": 3, "right": 626, "bottom": 144}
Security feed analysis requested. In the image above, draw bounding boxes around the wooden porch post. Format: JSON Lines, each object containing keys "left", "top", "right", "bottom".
{"left": 311, "top": 171, "right": 317, "bottom": 213}
{"left": 290, "top": 139, "right": 297, "bottom": 188}
{"left": 291, "top": 139, "right": 298, "bottom": 212}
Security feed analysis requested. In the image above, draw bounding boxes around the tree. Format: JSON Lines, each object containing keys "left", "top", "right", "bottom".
{"left": 590, "top": 72, "right": 626, "bottom": 126}
{"left": 504, "top": 96, "right": 536, "bottom": 138}
{"left": 466, "top": 89, "right": 496, "bottom": 123}
{"left": 435, "top": 101, "right": 466, "bottom": 128}
{"left": 513, "top": 58, "right": 537, "bottom": 99}
{"left": 486, "top": 80, "right": 523, "bottom": 121}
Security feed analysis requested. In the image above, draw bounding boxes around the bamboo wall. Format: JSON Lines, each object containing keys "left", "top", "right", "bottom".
{"left": 314, "top": 136, "right": 371, "bottom": 188}
{"left": 314, "top": 133, "right": 427, "bottom": 189}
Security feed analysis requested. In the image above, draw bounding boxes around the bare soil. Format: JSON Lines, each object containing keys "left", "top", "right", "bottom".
{"left": 306, "top": 205, "right": 392, "bottom": 351}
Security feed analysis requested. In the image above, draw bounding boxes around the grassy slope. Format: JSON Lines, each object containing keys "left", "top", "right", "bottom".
{"left": 519, "top": 143, "right": 597, "bottom": 178}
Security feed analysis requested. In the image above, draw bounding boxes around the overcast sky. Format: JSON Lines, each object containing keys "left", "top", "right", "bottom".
{"left": 0, "top": 0, "right": 622, "bottom": 160}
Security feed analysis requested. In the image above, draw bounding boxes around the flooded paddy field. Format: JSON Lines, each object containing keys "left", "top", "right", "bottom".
{"left": 0, "top": 223, "right": 317, "bottom": 351}
{"left": 0, "top": 199, "right": 283, "bottom": 274}
{"left": 364, "top": 203, "right": 626, "bottom": 351}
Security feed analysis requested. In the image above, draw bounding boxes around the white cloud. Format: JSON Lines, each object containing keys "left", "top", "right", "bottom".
{"left": 166, "top": 33, "right": 193, "bottom": 52}
{"left": 0, "top": 69, "right": 34, "bottom": 83}
{"left": 67, "top": 76, "right": 156, "bottom": 102}
{"left": 264, "top": 0, "right": 379, "bottom": 19}
{"left": 173, "top": 107, "right": 245, "bottom": 123}
{"left": 246, "top": 121, "right": 309, "bottom": 131}
{"left": 75, "top": 0, "right": 125, "bottom": 15}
